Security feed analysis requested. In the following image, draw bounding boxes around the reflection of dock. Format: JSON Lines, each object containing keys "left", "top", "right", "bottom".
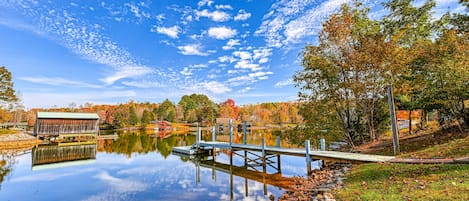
{"left": 32, "top": 144, "right": 96, "bottom": 171}
{"left": 197, "top": 159, "right": 294, "bottom": 189}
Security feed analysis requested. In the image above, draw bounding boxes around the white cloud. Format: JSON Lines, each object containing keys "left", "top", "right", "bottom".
{"left": 19, "top": 77, "right": 102, "bottom": 88}
{"left": 195, "top": 9, "right": 230, "bottom": 22}
{"left": 2, "top": 2, "right": 155, "bottom": 85}
{"left": 95, "top": 171, "right": 147, "bottom": 192}
{"left": 180, "top": 67, "right": 193, "bottom": 76}
{"left": 222, "top": 39, "right": 241, "bottom": 50}
{"left": 22, "top": 90, "right": 137, "bottom": 108}
{"left": 275, "top": 79, "right": 293, "bottom": 88}
{"left": 125, "top": 2, "right": 151, "bottom": 20}
{"left": 100, "top": 66, "right": 154, "bottom": 85}
{"left": 177, "top": 44, "right": 209, "bottom": 56}
{"left": 227, "top": 71, "right": 273, "bottom": 86}
{"left": 190, "top": 64, "right": 208, "bottom": 68}
{"left": 198, "top": 0, "right": 214, "bottom": 7}
{"left": 152, "top": 25, "right": 180, "bottom": 39}
{"left": 233, "top": 51, "right": 252, "bottom": 60}
{"left": 216, "top": 5, "right": 233, "bottom": 10}
{"left": 186, "top": 81, "right": 231, "bottom": 94}
{"left": 234, "top": 9, "right": 251, "bottom": 21}
{"left": 238, "top": 87, "right": 253, "bottom": 93}
{"left": 255, "top": 0, "right": 380, "bottom": 47}
{"left": 218, "top": 55, "right": 237, "bottom": 63}
{"left": 208, "top": 26, "right": 237, "bottom": 39}
{"left": 121, "top": 80, "right": 166, "bottom": 88}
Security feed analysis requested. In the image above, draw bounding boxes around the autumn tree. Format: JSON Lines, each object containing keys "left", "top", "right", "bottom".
{"left": 294, "top": 3, "right": 407, "bottom": 145}
{"left": 218, "top": 99, "right": 239, "bottom": 120}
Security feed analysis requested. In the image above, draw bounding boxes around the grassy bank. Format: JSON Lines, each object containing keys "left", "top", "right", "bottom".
{"left": 335, "top": 129, "right": 469, "bottom": 200}
{"left": 335, "top": 163, "right": 469, "bottom": 200}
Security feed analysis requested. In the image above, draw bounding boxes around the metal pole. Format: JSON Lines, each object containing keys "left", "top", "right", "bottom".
{"left": 276, "top": 136, "right": 281, "bottom": 148}
{"left": 305, "top": 140, "right": 311, "bottom": 175}
{"left": 387, "top": 85, "right": 400, "bottom": 155}
{"left": 212, "top": 126, "right": 216, "bottom": 141}
{"left": 262, "top": 138, "right": 266, "bottom": 157}
{"left": 243, "top": 121, "right": 247, "bottom": 145}
{"left": 229, "top": 119, "right": 233, "bottom": 145}
{"left": 320, "top": 138, "right": 326, "bottom": 151}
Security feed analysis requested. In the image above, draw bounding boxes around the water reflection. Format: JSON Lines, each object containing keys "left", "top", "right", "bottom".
{"left": 32, "top": 143, "right": 97, "bottom": 171}
{"left": 0, "top": 129, "right": 312, "bottom": 201}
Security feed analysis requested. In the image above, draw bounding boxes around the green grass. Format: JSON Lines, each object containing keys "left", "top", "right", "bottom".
{"left": 400, "top": 135, "right": 469, "bottom": 159}
{"left": 335, "top": 163, "right": 469, "bottom": 201}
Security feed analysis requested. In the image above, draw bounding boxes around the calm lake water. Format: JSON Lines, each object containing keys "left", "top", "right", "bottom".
{"left": 0, "top": 130, "right": 318, "bottom": 201}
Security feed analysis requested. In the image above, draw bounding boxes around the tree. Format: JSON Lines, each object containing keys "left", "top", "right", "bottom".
{"left": 178, "top": 94, "right": 218, "bottom": 123}
{"left": 219, "top": 99, "right": 239, "bottom": 120}
{"left": 294, "top": 3, "right": 407, "bottom": 145}
{"left": 0, "top": 66, "right": 17, "bottom": 104}
{"left": 157, "top": 99, "right": 176, "bottom": 122}
{"left": 128, "top": 105, "right": 138, "bottom": 126}
{"left": 382, "top": 0, "right": 439, "bottom": 133}
{"left": 141, "top": 109, "right": 152, "bottom": 126}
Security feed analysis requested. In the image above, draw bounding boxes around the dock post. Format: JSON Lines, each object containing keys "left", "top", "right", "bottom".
{"left": 197, "top": 123, "right": 201, "bottom": 148}
{"left": 262, "top": 138, "right": 266, "bottom": 157}
{"left": 276, "top": 136, "right": 281, "bottom": 148}
{"left": 243, "top": 121, "right": 247, "bottom": 145}
{"left": 305, "top": 140, "right": 312, "bottom": 175}
{"left": 320, "top": 138, "right": 326, "bottom": 151}
{"left": 211, "top": 126, "right": 216, "bottom": 141}
{"left": 229, "top": 119, "right": 233, "bottom": 145}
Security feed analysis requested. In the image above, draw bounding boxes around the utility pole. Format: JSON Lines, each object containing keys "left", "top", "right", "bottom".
{"left": 387, "top": 85, "right": 400, "bottom": 155}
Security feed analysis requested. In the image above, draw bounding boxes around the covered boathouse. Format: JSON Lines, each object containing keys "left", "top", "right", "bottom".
{"left": 34, "top": 112, "right": 100, "bottom": 140}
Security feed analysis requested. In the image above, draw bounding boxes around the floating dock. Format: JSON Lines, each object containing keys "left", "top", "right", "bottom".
{"left": 173, "top": 141, "right": 394, "bottom": 163}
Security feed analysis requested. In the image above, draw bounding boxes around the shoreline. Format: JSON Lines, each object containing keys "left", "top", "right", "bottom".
{"left": 0, "top": 133, "right": 42, "bottom": 151}
{"left": 279, "top": 163, "right": 352, "bottom": 201}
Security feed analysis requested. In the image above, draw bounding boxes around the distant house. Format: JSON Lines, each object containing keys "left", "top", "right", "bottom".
{"left": 34, "top": 112, "right": 100, "bottom": 138}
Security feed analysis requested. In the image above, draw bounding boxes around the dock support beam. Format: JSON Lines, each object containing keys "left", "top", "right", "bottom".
{"left": 229, "top": 119, "right": 233, "bottom": 145}
{"left": 305, "top": 140, "right": 312, "bottom": 175}
{"left": 320, "top": 138, "right": 326, "bottom": 151}
{"left": 243, "top": 121, "right": 247, "bottom": 145}
{"left": 276, "top": 136, "right": 281, "bottom": 148}
{"left": 211, "top": 126, "right": 216, "bottom": 141}
{"left": 196, "top": 123, "right": 201, "bottom": 148}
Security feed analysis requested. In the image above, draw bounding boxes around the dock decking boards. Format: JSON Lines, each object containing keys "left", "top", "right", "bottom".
{"left": 174, "top": 141, "right": 394, "bottom": 163}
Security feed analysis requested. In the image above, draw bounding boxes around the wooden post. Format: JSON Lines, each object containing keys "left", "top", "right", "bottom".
{"left": 229, "top": 119, "right": 233, "bottom": 145}
{"left": 387, "top": 85, "right": 400, "bottom": 155}
{"left": 243, "top": 121, "right": 247, "bottom": 145}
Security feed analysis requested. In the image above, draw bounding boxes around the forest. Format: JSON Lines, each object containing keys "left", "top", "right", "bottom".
{"left": 294, "top": 0, "right": 468, "bottom": 146}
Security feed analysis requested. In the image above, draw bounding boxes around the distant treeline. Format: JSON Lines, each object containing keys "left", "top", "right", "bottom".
{"left": 4, "top": 94, "right": 303, "bottom": 129}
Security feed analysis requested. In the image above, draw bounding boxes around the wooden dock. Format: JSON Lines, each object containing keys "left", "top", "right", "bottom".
{"left": 181, "top": 141, "right": 395, "bottom": 163}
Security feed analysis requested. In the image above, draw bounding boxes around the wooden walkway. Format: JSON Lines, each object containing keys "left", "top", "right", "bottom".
{"left": 197, "top": 141, "right": 395, "bottom": 163}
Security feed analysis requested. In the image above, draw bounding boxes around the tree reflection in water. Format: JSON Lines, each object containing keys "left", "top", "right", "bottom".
{"left": 98, "top": 131, "right": 196, "bottom": 158}
{"left": 0, "top": 154, "right": 14, "bottom": 190}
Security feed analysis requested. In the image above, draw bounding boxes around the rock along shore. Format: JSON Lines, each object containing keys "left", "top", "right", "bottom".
{"left": 279, "top": 162, "right": 352, "bottom": 201}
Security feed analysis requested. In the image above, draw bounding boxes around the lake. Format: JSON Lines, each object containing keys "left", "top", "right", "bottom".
{"left": 0, "top": 130, "right": 318, "bottom": 201}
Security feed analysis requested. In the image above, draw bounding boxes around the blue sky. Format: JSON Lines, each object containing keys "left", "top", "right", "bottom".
{"left": 0, "top": 0, "right": 464, "bottom": 108}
